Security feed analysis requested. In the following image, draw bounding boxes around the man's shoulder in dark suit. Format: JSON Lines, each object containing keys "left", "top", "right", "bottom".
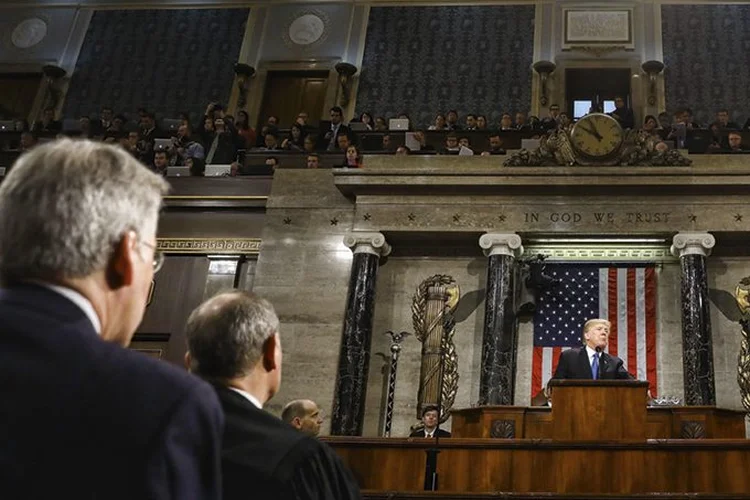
{"left": 0, "top": 284, "right": 223, "bottom": 499}
{"left": 409, "top": 428, "right": 452, "bottom": 438}
{"left": 214, "top": 385, "right": 360, "bottom": 500}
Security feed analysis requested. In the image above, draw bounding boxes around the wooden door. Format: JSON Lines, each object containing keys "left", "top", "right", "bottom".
{"left": 257, "top": 71, "right": 329, "bottom": 128}
{"left": 0, "top": 73, "right": 41, "bottom": 120}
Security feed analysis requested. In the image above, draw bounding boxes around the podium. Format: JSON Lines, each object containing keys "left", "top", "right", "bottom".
{"left": 548, "top": 379, "right": 649, "bottom": 440}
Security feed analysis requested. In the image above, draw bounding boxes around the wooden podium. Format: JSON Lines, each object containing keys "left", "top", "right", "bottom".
{"left": 548, "top": 379, "right": 649, "bottom": 440}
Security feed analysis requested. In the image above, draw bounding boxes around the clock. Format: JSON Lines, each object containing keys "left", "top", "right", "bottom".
{"left": 570, "top": 113, "right": 624, "bottom": 162}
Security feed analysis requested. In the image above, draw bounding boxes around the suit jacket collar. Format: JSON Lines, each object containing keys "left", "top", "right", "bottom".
{"left": 0, "top": 284, "right": 99, "bottom": 339}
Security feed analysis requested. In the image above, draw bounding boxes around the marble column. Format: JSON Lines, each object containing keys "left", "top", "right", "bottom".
{"left": 671, "top": 232, "right": 716, "bottom": 406}
{"left": 331, "top": 232, "right": 391, "bottom": 436}
{"left": 478, "top": 233, "right": 524, "bottom": 406}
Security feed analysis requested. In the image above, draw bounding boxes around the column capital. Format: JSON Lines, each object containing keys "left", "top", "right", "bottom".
{"left": 479, "top": 232, "right": 523, "bottom": 258}
{"left": 343, "top": 232, "right": 391, "bottom": 257}
{"left": 671, "top": 232, "right": 715, "bottom": 258}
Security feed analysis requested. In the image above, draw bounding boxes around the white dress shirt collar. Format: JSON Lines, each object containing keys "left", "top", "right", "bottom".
{"left": 585, "top": 345, "right": 599, "bottom": 365}
{"left": 40, "top": 283, "right": 102, "bottom": 335}
{"left": 229, "top": 387, "right": 263, "bottom": 409}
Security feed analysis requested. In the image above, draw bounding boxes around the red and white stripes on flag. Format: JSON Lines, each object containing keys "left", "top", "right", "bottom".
{"left": 531, "top": 267, "right": 658, "bottom": 398}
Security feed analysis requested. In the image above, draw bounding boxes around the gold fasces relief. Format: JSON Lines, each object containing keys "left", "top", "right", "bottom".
{"left": 156, "top": 238, "right": 261, "bottom": 255}
{"left": 412, "top": 275, "right": 460, "bottom": 426}
{"left": 734, "top": 277, "right": 750, "bottom": 412}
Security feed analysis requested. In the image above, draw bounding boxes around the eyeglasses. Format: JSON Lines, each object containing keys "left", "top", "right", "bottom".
{"left": 139, "top": 240, "right": 165, "bottom": 273}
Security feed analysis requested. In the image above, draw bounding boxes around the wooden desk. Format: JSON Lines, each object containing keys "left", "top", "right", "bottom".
{"left": 451, "top": 406, "right": 746, "bottom": 439}
{"left": 326, "top": 437, "right": 750, "bottom": 494}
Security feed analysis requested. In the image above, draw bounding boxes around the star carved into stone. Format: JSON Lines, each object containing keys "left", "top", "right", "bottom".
{"left": 498, "top": 214, "right": 506, "bottom": 222}
{"left": 330, "top": 217, "right": 339, "bottom": 226}
{"left": 283, "top": 217, "right": 292, "bottom": 225}
{"left": 363, "top": 213, "right": 371, "bottom": 221}
{"left": 408, "top": 213, "right": 416, "bottom": 221}
{"left": 452, "top": 214, "right": 461, "bottom": 222}
{"left": 688, "top": 214, "right": 697, "bottom": 222}
{"left": 735, "top": 214, "right": 743, "bottom": 222}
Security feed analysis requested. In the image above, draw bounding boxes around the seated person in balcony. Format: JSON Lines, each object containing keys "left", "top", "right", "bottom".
{"left": 558, "top": 112, "right": 572, "bottom": 132}
{"left": 515, "top": 112, "right": 531, "bottom": 131}
{"left": 254, "top": 115, "right": 278, "bottom": 148}
{"left": 610, "top": 96, "right": 635, "bottom": 130}
{"left": 306, "top": 153, "right": 320, "bottom": 169}
{"left": 412, "top": 131, "right": 435, "bottom": 152}
{"left": 281, "top": 124, "right": 306, "bottom": 152}
{"left": 282, "top": 400, "right": 324, "bottom": 437}
{"left": 642, "top": 115, "right": 659, "bottom": 136}
{"left": 206, "top": 118, "right": 238, "bottom": 164}
{"left": 374, "top": 116, "right": 388, "bottom": 132}
{"left": 446, "top": 110, "right": 461, "bottom": 130}
{"left": 715, "top": 109, "right": 740, "bottom": 130}
{"left": 428, "top": 114, "right": 447, "bottom": 131}
{"left": 123, "top": 130, "right": 145, "bottom": 162}
{"left": 458, "top": 137, "right": 471, "bottom": 149}
{"left": 171, "top": 124, "right": 205, "bottom": 166}
{"left": 409, "top": 405, "right": 451, "bottom": 438}
{"left": 266, "top": 156, "right": 279, "bottom": 170}
{"left": 382, "top": 134, "right": 394, "bottom": 152}
{"left": 476, "top": 115, "right": 488, "bottom": 130}
{"left": 336, "top": 132, "right": 354, "bottom": 153}
{"left": 499, "top": 113, "right": 514, "bottom": 131}
{"left": 19, "top": 132, "right": 37, "bottom": 153}
{"left": 78, "top": 116, "right": 93, "bottom": 138}
{"left": 726, "top": 131, "right": 745, "bottom": 152}
{"left": 187, "top": 156, "right": 206, "bottom": 176}
{"left": 358, "top": 111, "right": 374, "bottom": 131}
{"left": 236, "top": 110, "right": 256, "bottom": 149}
{"left": 395, "top": 145, "right": 411, "bottom": 156}
{"left": 553, "top": 319, "right": 633, "bottom": 381}
{"left": 540, "top": 104, "right": 560, "bottom": 132}
{"left": 92, "top": 106, "right": 114, "bottom": 135}
{"left": 342, "top": 145, "right": 362, "bottom": 168}
{"left": 303, "top": 134, "right": 318, "bottom": 154}
{"left": 441, "top": 133, "right": 461, "bottom": 155}
{"left": 151, "top": 150, "right": 170, "bottom": 176}
{"left": 465, "top": 114, "right": 478, "bottom": 131}
{"left": 256, "top": 128, "right": 281, "bottom": 151}
{"left": 32, "top": 107, "right": 62, "bottom": 134}
{"left": 325, "top": 106, "right": 349, "bottom": 151}
{"left": 482, "top": 132, "right": 506, "bottom": 155}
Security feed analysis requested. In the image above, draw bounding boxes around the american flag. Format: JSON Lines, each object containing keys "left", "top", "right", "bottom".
{"left": 531, "top": 265, "right": 658, "bottom": 398}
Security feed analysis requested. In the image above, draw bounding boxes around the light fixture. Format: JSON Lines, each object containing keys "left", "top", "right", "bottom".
{"left": 233, "top": 63, "right": 256, "bottom": 109}
{"left": 334, "top": 62, "right": 357, "bottom": 107}
{"left": 641, "top": 60, "right": 665, "bottom": 106}
{"left": 532, "top": 60, "right": 556, "bottom": 107}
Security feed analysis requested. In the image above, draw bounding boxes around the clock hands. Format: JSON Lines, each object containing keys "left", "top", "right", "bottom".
{"left": 579, "top": 123, "right": 603, "bottom": 141}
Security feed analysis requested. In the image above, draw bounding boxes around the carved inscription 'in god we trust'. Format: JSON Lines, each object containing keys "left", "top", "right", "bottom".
{"left": 524, "top": 212, "right": 671, "bottom": 225}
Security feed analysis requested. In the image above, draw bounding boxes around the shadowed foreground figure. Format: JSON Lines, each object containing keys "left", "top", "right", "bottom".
{"left": 186, "top": 291, "right": 361, "bottom": 500}
{"left": 0, "top": 139, "right": 224, "bottom": 499}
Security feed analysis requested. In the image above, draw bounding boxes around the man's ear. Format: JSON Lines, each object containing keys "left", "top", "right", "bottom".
{"left": 262, "top": 334, "right": 279, "bottom": 372}
{"left": 184, "top": 351, "right": 192, "bottom": 372}
{"left": 106, "top": 232, "right": 136, "bottom": 289}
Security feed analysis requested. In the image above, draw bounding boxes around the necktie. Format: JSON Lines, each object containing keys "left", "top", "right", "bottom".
{"left": 592, "top": 353, "right": 600, "bottom": 380}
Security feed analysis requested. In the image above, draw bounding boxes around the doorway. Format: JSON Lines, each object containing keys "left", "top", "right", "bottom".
{"left": 565, "top": 68, "right": 631, "bottom": 119}
{"left": 0, "top": 73, "right": 41, "bottom": 120}
{"left": 257, "top": 70, "right": 329, "bottom": 128}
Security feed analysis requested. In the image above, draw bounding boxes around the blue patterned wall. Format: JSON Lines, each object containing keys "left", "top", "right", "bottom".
{"left": 356, "top": 5, "right": 535, "bottom": 128}
{"left": 64, "top": 8, "right": 248, "bottom": 120}
{"left": 662, "top": 4, "right": 750, "bottom": 125}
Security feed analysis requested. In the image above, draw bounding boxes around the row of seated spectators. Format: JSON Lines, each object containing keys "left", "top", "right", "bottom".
{"left": 2, "top": 102, "right": 750, "bottom": 175}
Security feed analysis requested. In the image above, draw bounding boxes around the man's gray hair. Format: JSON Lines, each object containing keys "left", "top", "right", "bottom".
{"left": 0, "top": 139, "right": 169, "bottom": 283}
{"left": 186, "top": 291, "right": 280, "bottom": 380}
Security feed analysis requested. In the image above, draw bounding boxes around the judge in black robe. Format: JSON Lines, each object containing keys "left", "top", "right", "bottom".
{"left": 185, "top": 291, "right": 361, "bottom": 500}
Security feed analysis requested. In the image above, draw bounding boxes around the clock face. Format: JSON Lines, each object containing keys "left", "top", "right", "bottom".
{"left": 570, "top": 113, "right": 624, "bottom": 159}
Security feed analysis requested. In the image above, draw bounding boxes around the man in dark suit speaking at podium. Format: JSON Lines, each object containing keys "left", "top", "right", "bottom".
{"left": 553, "top": 319, "right": 634, "bottom": 380}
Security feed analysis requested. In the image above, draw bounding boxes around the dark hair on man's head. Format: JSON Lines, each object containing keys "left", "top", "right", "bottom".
{"left": 265, "top": 127, "right": 279, "bottom": 139}
{"left": 421, "top": 405, "right": 440, "bottom": 417}
{"left": 266, "top": 156, "right": 279, "bottom": 165}
{"left": 307, "top": 153, "right": 320, "bottom": 160}
{"left": 467, "top": 114, "right": 477, "bottom": 120}
{"left": 330, "top": 106, "right": 343, "bottom": 115}
{"left": 489, "top": 132, "right": 501, "bottom": 139}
